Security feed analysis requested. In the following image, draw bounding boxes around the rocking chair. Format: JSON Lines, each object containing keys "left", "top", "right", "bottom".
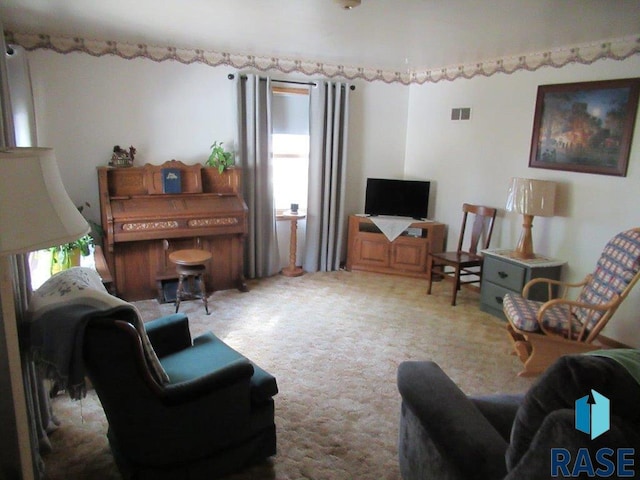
{"left": 504, "top": 227, "right": 640, "bottom": 377}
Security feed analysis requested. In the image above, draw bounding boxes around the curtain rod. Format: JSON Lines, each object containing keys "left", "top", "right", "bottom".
{"left": 227, "top": 73, "right": 355, "bottom": 90}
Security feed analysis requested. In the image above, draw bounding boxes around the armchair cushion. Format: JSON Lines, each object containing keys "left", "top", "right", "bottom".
{"left": 503, "top": 293, "right": 581, "bottom": 336}
{"left": 160, "top": 332, "right": 278, "bottom": 403}
{"left": 144, "top": 313, "right": 192, "bottom": 358}
{"left": 468, "top": 394, "right": 523, "bottom": 442}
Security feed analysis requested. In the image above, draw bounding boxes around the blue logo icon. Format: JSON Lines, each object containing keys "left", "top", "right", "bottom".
{"left": 575, "top": 389, "right": 610, "bottom": 440}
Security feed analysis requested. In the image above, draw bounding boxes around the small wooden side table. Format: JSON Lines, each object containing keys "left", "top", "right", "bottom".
{"left": 169, "top": 249, "right": 213, "bottom": 314}
{"left": 277, "top": 211, "right": 306, "bottom": 277}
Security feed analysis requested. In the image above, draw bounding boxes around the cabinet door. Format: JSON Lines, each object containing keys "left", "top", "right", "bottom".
{"left": 353, "top": 233, "right": 390, "bottom": 268}
{"left": 391, "top": 238, "right": 428, "bottom": 273}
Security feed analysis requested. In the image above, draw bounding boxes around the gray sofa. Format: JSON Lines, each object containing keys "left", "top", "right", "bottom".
{"left": 397, "top": 354, "right": 640, "bottom": 479}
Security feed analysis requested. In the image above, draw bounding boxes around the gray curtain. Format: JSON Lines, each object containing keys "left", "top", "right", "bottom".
{"left": 235, "top": 74, "right": 280, "bottom": 278}
{"left": 0, "top": 30, "right": 51, "bottom": 479}
{"left": 303, "top": 81, "right": 351, "bottom": 272}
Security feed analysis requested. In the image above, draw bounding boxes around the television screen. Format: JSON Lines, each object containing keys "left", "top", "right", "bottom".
{"left": 364, "top": 178, "right": 430, "bottom": 219}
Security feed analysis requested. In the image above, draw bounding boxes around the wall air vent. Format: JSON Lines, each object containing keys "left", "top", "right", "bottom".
{"left": 451, "top": 107, "right": 471, "bottom": 121}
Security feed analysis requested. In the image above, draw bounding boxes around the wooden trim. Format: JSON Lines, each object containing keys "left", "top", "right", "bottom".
{"left": 272, "top": 86, "right": 309, "bottom": 96}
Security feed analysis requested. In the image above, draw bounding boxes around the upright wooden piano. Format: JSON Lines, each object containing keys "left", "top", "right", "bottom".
{"left": 98, "top": 160, "right": 248, "bottom": 301}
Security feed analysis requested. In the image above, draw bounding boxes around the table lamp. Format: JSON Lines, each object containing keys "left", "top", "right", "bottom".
{"left": 0, "top": 147, "right": 89, "bottom": 478}
{"left": 505, "top": 177, "right": 556, "bottom": 260}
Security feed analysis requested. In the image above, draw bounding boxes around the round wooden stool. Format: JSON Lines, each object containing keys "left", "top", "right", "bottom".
{"left": 169, "top": 249, "right": 212, "bottom": 315}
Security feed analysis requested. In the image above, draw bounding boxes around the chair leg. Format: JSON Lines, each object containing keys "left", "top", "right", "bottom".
{"left": 426, "top": 256, "right": 435, "bottom": 295}
{"left": 451, "top": 267, "right": 460, "bottom": 306}
{"left": 197, "top": 273, "right": 210, "bottom": 315}
{"left": 175, "top": 274, "right": 185, "bottom": 313}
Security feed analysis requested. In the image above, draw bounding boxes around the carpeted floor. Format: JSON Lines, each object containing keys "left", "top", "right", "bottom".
{"left": 42, "top": 270, "right": 533, "bottom": 479}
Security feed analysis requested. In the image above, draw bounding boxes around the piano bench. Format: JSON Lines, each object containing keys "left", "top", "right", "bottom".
{"left": 169, "top": 249, "right": 213, "bottom": 315}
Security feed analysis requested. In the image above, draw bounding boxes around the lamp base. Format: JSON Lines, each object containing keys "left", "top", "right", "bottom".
{"left": 512, "top": 214, "right": 536, "bottom": 260}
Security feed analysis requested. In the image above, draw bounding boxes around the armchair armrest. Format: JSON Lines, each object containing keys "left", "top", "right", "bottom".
{"left": 522, "top": 275, "right": 590, "bottom": 300}
{"left": 397, "top": 361, "right": 509, "bottom": 480}
{"left": 144, "top": 313, "right": 192, "bottom": 358}
{"left": 160, "top": 358, "right": 255, "bottom": 405}
{"left": 536, "top": 295, "right": 620, "bottom": 340}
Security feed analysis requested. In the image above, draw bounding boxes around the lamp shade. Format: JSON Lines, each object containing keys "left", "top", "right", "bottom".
{"left": 0, "top": 147, "right": 89, "bottom": 255}
{"left": 505, "top": 177, "right": 556, "bottom": 217}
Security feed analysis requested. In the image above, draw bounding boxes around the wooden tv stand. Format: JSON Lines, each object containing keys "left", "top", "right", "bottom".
{"left": 346, "top": 215, "right": 445, "bottom": 279}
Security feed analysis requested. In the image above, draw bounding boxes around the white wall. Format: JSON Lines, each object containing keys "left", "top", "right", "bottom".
{"left": 404, "top": 57, "right": 640, "bottom": 346}
{"left": 345, "top": 80, "right": 409, "bottom": 217}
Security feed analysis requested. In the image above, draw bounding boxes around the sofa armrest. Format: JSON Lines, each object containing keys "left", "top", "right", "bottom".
{"left": 397, "top": 361, "right": 509, "bottom": 480}
{"left": 160, "top": 358, "right": 255, "bottom": 405}
{"left": 144, "top": 314, "right": 192, "bottom": 358}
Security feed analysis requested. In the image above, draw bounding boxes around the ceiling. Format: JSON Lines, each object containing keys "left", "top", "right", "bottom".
{"left": 1, "top": 0, "right": 640, "bottom": 73}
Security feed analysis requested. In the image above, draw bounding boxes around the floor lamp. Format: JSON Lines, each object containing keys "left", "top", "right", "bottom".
{"left": 505, "top": 177, "right": 556, "bottom": 260}
{"left": 0, "top": 147, "right": 89, "bottom": 479}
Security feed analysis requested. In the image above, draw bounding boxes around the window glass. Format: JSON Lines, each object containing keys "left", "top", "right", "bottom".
{"left": 272, "top": 133, "right": 309, "bottom": 211}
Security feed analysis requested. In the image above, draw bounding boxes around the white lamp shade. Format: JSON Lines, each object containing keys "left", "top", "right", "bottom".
{"left": 505, "top": 177, "right": 556, "bottom": 217}
{"left": 0, "top": 147, "right": 90, "bottom": 255}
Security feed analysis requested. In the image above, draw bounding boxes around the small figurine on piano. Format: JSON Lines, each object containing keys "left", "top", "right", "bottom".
{"left": 109, "top": 145, "right": 137, "bottom": 168}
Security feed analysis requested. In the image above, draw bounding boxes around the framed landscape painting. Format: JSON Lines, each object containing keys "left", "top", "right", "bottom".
{"left": 529, "top": 78, "right": 640, "bottom": 176}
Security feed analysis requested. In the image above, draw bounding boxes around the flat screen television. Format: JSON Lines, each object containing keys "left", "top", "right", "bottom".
{"left": 364, "top": 178, "right": 431, "bottom": 219}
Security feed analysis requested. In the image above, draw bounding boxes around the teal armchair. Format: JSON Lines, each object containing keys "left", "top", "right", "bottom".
{"left": 83, "top": 312, "right": 278, "bottom": 480}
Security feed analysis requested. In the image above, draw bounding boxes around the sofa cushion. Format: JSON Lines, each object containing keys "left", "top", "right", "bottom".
{"left": 469, "top": 394, "right": 523, "bottom": 442}
{"left": 160, "top": 332, "right": 278, "bottom": 403}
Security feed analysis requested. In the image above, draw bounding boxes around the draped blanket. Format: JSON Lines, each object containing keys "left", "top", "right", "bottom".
{"left": 28, "top": 267, "right": 168, "bottom": 399}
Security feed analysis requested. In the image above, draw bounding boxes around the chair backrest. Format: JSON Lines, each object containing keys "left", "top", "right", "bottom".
{"left": 457, "top": 203, "right": 498, "bottom": 254}
{"left": 575, "top": 228, "right": 640, "bottom": 341}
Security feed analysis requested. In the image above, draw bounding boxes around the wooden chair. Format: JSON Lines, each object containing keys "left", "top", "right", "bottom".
{"left": 504, "top": 228, "right": 640, "bottom": 377}
{"left": 426, "top": 203, "right": 497, "bottom": 306}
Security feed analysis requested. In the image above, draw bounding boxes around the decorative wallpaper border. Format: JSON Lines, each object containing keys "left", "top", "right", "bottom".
{"left": 6, "top": 31, "right": 640, "bottom": 85}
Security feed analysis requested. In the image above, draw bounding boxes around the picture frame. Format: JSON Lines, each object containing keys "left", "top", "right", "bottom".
{"left": 529, "top": 78, "right": 640, "bottom": 176}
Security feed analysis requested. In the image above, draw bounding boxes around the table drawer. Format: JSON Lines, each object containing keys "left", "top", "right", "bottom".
{"left": 483, "top": 256, "right": 525, "bottom": 291}
{"left": 480, "top": 281, "right": 513, "bottom": 313}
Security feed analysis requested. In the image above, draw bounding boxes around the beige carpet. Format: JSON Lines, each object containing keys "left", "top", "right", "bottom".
{"left": 43, "top": 270, "right": 533, "bottom": 480}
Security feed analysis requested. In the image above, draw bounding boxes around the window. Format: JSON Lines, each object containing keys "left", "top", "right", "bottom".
{"left": 272, "top": 133, "right": 309, "bottom": 211}
{"left": 271, "top": 86, "right": 310, "bottom": 212}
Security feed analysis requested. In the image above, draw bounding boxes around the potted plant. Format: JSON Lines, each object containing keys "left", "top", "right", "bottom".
{"left": 205, "top": 141, "right": 234, "bottom": 173}
{"left": 49, "top": 203, "right": 103, "bottom": 274}
{"left": 49, "top": 234, "right": 93, "bottom": 274}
